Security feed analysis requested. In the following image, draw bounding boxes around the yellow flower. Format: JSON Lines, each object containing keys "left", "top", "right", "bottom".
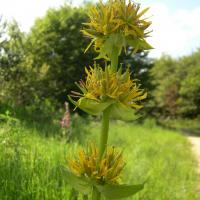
{"left": 69, "top": 64, "right": 147, "bottom": 121}
{"left": 68, "top": 143, "right": 124, "bottom": 184}
{"left": 82, "top": 0, "right": 152, "bottom": 55}
{"left": 84, "top": 65, "right": 146, "bottom": 109}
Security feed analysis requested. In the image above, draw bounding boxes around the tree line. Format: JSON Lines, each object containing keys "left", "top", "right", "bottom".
{"left": 0, "top": 5, "right": 199, "bottom": 120}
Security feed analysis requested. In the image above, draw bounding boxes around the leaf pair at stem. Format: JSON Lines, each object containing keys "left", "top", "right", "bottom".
{"left": 69, "top": 65, "right": 147, "bottom": 121}
{"left": 62, "top": 167, "right": 145, "bottom": 200}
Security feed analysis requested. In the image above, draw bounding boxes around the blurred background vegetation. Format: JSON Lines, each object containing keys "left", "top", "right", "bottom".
{"left": 0, "top": 4, "right": 199, "bottom": 124}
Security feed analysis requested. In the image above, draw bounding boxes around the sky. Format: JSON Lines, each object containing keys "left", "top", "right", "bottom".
{"left": 0, "top": 0, "right": 200, "bottom": 58}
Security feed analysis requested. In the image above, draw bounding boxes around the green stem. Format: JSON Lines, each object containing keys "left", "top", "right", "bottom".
{"left": 111, "top": 54, "right": 119, "bottom": 72}
{"left": 99, "top": 107, "right": 110, "bottom": 159}
{"left": 92, "top": 187, "right": 101, "bottom": 200}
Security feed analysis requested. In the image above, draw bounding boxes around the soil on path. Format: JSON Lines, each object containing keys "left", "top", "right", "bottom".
{"left": 188, "top": 136, "right": 200, "bottom": 174}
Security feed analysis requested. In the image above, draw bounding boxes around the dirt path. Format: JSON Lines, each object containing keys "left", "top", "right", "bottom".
{"left": 187, "top": 136, "right": 200, "bottom": 174}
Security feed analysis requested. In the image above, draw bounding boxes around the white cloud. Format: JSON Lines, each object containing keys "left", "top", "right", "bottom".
{"left": 147, "top": 3, "right": 200, "bottom": 58}
{"left": 0, "top": 0, "right": 66, "bottom": 32}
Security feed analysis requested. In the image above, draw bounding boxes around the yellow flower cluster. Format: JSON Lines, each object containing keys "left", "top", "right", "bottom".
{"left": 82, "top": 0, "right": 152, "bottom": 52}
{"left": 66, "top": 1, "right": 151, "bottom": 197}
{"left": 68, "top": 144, "right": 124, "bottom": 184}
{"left": 73, "top": 65, "right": 147, "bottom": 110}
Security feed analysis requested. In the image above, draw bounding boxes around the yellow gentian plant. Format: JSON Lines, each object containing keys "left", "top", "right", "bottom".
{"left": 82, "top": 0, "right": 152, "bottom": 71}
{"left": 64, "top": 0, "right": 152, "bottom": 199}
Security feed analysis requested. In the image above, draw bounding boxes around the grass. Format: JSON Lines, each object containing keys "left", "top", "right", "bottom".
{"left": 159, "top": 118, "right": 200, "bottom": 136}
{"left": 0, "top": 118, "right": 199, "bottom": 200}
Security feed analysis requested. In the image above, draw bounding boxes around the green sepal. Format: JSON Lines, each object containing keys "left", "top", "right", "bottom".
{"left": 84, "top": 38, "right": 96, "bottom": 53}
{"left": 95, "top": 33, "right": 125, "bottom": 70}
{"left": 96, "top": 183, "right": 145, "bottom": 199}
{"left": 109, "top": 102, "right": 141, "bottom": 121}
{"left": 126, "top": 38, "right": 153, "bottom": 53}
{"left": 68, "top": 96, "right": 114, "bottom": 116}
{"left": 61, "top": 167, "right": 92, "bottom": 195}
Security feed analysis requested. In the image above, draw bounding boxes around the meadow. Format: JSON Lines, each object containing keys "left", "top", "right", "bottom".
{"left": 0, "top": 117, "right": 199, "bottom": 200}
{"left": 0, "top": 0, "right": 200, "bottom": 199}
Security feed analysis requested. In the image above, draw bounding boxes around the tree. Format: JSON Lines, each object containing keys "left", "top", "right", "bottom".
{"left": 27, "top": 5, "right": 97, "bottom": 104}
{"left": 178, "top": 50, "right": 200, "bottom": 117}
{"left": 0, "top": 20, "right": 32, "bottom": 105}
{"left": 0, "top": 16, "right": 7, "bottom": 102}
{"left": 151, "top": 51, "right": 200, "bottom": 118}
{"left": 0, "top": 5, "right": 154, "bottom": 116}
{"left": 150, "top": 55, "right": 179, "bottom": 116}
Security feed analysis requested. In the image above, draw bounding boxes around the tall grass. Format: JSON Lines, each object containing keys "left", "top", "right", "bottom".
{"left": 0, "top": 119, "right": 199, "bottom": 200}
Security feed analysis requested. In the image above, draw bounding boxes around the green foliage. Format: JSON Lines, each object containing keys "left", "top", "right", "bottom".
{"left": 96, "top": 183, "right": 144, "bottom": 199}
{"left": 151, "top": 51, "right": 200, "bottom": 118}
{"left": 61, "top": 168, "right": 144, "bottom": 199}
{"left": 0, "top": 110, "right": 19, "bottom": 124}
{"left": 158, "top": 118, "right": 200, "bottom": 136}
{"left": 178, "top": 51, "right": 200, "bottom": 116}
{"left": 68, "top": 96, "right": 114, "bottom": 116}
{"left": 0, "top": 5, "right": 154, "bottom": 114}
{"left": 108, "top": 102, "right": 140, "bottom": 121}
{"left": 0, "top": 16, "right": 7, "bottom": 49}
{"left": 62, "top": 168, "right": 92, "bottom": 195}
{"left": 0, "top": 6, "right": 97, "bottom": 109}
{"left": 95, "top": 33, "right": 125, "bottom": 71}
{"left": 0, "top": 5, "right": 154, "bottom": 121}
{"left": 27, "top": 6, "right": 96, "bottom": 104}
{"left": 1, "top": 3, "right": 199, "bottom": 120}
{"left": 150, "top": 55, "right": 179, "bottom": 116}
{"left": 0, "top": 123, "right": 71, "bottom": 200}
{"left": 0, "top": 21, "right": 30, "bottom": 105}
{"left": 0, "top": 120, "right": 199, "bottom": 199}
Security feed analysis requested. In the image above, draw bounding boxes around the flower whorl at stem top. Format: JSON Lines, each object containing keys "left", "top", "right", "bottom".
{"left": 69, "top": 64, "right": 147, "bottom": 121}
{"left": 68, "top": 144, "right": 124, "bottom": 184}
{"left": 82, "top": 0, "right": 152, "bottom": 61}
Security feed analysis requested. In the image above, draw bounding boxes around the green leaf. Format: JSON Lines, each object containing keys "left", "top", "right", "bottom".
{"left": 96, "top": 183, "right": 145, "bottom": 199}
{"left": 84, "top": 38, "right": 96, "bottom": 53}
{"left": 96, "top": 33, "right": 125, "bottom": 62}
{"left": 109, "top": 103, "right": 141, "bottom": 121}
{"left": 69, "top": 96, "right": 114, "bottom": 116}
{"left": 61, "top": 167, "right": 92, "bottom": 195}
{"left": 138, "top": 39, "right": 153, "bottom": 50}
{"left": 126, "top": 38, "right": 153, "bottom": 52}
